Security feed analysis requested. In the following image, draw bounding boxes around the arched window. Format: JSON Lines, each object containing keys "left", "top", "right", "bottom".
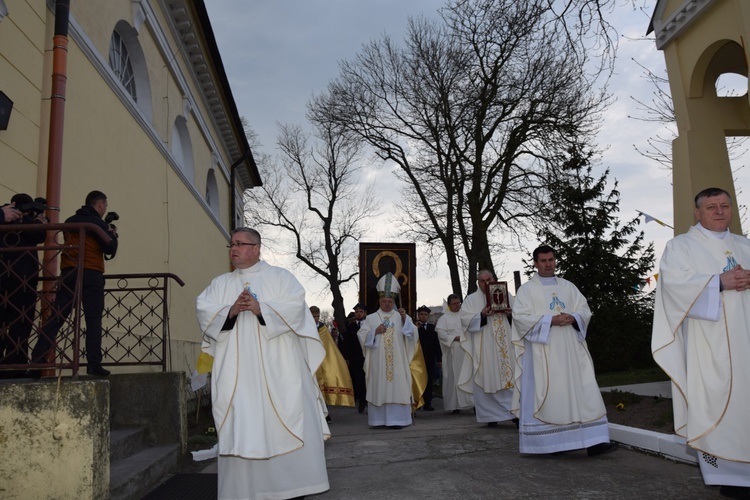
{"left": 171, "top": 116, "right": 195, "bottom": 184}
{"left": 109, "top": 29, "right": 136, "bottom": 101}
{"left": 107, "top": 21, "right": 153, "bottom": 121}
{"left": 206, "top": 169, "right": 220, "bottom": 216}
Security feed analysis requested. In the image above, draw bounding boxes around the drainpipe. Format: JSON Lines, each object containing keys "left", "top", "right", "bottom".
{"left": 229, "top": 149, "right": 252, "bottom": 231}
{"left": 39, "top": 0, "right": 70, "bottom": 365}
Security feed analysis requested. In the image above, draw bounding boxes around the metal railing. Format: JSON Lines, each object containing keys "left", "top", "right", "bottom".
{"left": 1, "top": 223, "right": 184, "bottom": 377}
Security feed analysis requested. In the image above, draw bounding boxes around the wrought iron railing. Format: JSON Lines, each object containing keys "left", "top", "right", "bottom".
{"left": 1, "top": 222, "right": 184, "bottom": 378}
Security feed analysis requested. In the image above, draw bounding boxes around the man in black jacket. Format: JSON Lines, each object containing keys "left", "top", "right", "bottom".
{"left": 0, "top": 194, "right": 47, "bottom": 377}
{"left": 416, "top": 305, "right": 442, "bottom": 411}
{"left": 343, "top": 303, "right": 367, "bottom": 413}
{"left": 31, "top": 191, "right": 118, "bottom": 377}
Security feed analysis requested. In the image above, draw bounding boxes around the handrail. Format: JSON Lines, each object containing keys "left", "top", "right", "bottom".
{"left": 1, "top": 223, "right": 183, "bottom": 378}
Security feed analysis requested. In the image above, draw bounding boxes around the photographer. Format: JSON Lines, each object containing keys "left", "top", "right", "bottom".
{"left": 31, "top": 190, "right": 118, "bottom": 377}
{"left": 0, "top": 194, "right": 47, "bottom": 377}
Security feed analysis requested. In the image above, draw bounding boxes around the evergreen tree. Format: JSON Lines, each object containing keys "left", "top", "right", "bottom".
{"left": 532, "top": 147, "right": 656, "bottom": 371}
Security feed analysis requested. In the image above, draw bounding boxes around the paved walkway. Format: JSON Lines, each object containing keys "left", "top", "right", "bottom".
{"left": 185, "top": 383, "right": 720, "bottom": 499}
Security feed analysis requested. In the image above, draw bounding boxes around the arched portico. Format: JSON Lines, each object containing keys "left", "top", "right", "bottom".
{"left": 649, "top": 0, "right": 750, "bottom": 233}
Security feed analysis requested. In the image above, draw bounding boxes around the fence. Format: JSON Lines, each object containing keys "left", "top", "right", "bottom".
{"left": 1, "top": 222, "right": 183, "bottom": 377}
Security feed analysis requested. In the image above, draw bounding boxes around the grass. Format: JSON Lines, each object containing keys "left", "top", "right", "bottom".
{"left": 595, "top": 366, "right": 670, "bottom": 388}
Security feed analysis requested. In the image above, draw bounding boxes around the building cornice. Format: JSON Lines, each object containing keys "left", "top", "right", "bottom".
{"left": 649, "top": 0, "right": 717, "bottom": 50}
{"left": 160, "top": 0, "right": 260, "bottom": 189}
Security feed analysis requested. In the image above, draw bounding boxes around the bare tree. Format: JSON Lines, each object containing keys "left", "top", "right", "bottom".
{"left": 243, "top": 117, "right": 379, "bottom": 329}
{"left": 314, "top": 0, "right": 609, "bottom": 295}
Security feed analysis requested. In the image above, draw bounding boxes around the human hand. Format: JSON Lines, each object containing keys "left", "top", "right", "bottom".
{"left": 398, "top": 308, "right": 406, "bottom": 323}
{"left": 375, "top": 323, "right": 386, "bottom": 335}
{"left": 721, "top": 265, "right": 750, "bottom": 292}
{"left": 230, "top": 290, "right": 259, "bottom": 317}
{"left": 482, "top": 306, "right": 493, "bottom": 317}
{"left": 2, "top": 204, "right": 21, "bottom": 222}
{"left": 551, "top": 313, "right": 576, "bottom": 326}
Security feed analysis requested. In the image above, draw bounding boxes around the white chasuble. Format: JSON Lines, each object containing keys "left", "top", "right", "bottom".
{"left": 653, "top": 225, "right": 750, "bottom": 471}
{"left": 196, "top": 261, "right": 329, "bottom": 460}
{"left": 436, "top": 310, "right": 474, "bottom": 411}
{"left": 511, "top": 274, "right": 603, "bottom": 424}
{"left": 358, "top": 309, "right": 417, "bottom": 425}
{"left": 458, "top": 290, "right": 515, "bottom": 395}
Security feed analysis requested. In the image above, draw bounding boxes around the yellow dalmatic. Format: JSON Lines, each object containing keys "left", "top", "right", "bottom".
{"left": 410, "top": 340, "right": 428, "bottom": 411}
{"left": 316, "top": 324, "right": 355, "bottom": 407}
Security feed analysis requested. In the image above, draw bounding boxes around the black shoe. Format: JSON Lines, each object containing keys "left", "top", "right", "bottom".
{"left": 487, "top": 422, "right": 498, "bottom": 428}
{"left": 512, "top": 417, "right": 520, "bottom": 429}
{"left": 423, "top": 404, "right": 435, "bottom": 411}
{"left": 325, "top": 415, "right": 332, "bottom": 423}
{"left": 358, "top": 403, "right": 366, "bottom": 414}
{"left": 720, "top": 485, "right": 750, "bottom": 499}
{"left": 587, "top": 441, "right": 619, "bottom": 457}
{"left": 452, "top": 410, "right": 461, "bottom": 414}
{"left": 86, "top": 366, "right": 110, "bottom": 377}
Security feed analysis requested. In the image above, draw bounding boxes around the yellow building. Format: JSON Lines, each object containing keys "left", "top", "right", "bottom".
{"left": 0, "top": 0, "right": 260, "bottom": 374}
{"left": 648, "top": 0, "right": 750, "bottom": 234}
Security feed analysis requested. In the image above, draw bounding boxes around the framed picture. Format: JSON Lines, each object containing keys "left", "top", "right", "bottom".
{"left": 485, "top": 281, "right": 509, "bottom": 311}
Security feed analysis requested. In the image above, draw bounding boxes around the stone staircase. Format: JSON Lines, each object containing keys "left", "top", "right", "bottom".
{"left": 109, "top": 427, "right": 182, "bottom": 500}
{"left": 107, "top": 372, "right": 188, "bottom": 499}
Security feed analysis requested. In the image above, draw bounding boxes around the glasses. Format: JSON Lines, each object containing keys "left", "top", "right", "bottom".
{"left": 227, "top": 242, "right": 259, "bottom": 248}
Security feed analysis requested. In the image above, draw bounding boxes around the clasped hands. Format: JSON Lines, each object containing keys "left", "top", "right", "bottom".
{"left": 551, "top": 312, "right": 576, "bottom": 326}
{"left": 720, "top": 265, "right": 750, "bottom": 292}
{"left": 230, "top": 289, "right": 261, "bottom": 318}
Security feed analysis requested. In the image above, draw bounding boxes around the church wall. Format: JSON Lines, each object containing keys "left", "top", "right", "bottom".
{"left": 1, "top": 0, "right": 252, "bottom": 374}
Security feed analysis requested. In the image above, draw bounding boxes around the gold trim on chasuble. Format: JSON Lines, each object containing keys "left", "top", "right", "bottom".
{"left": 380, "top": 313, "right": 395, "bottom": 382}
{"left": 493, "top": 317, "right": 514, "bottom": 390}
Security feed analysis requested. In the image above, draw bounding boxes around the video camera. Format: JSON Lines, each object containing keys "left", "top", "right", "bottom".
{"left": 104, "top": 211, "right": 119, "bottom": 229}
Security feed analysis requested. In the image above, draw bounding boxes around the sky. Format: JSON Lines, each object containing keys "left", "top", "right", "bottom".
{"left": 203, "top": 1, "right": 740, "bottom": 313}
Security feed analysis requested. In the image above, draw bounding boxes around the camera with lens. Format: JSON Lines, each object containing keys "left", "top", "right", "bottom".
{"left": 104, "top": 211, "right": 119, "bottom": 229}
{"left": 18, "top": 197, "right": 48, "bottom": 218}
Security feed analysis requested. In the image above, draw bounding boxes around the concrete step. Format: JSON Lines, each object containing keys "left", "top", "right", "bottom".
{"left": 110, "top": 443, "right": 181, "bottom": 500}
{"left": 110, "top": 427, "right": 147, "bottom": 463}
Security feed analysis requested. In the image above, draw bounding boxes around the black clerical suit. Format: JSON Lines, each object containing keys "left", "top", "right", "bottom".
{"left": 343, "top": 319, "right": 367, "bottom": 412}
{"left": 418, "top": 321, "right": 442, "bottom": 409}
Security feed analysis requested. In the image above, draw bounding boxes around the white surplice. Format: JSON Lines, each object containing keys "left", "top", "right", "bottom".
{"left": 196, "top": 261, "right": 330, "bottom": 499}
{"left": 652, "top": 224, "right": 750, "bottom": 486}
{"left": 358, "top": 309, "right": 417, "bottom": 426}
{"left": 436, "top": 309, "right": 474, "bottom": 411}
{"left": 511, "top": 273, "right": 609, "bottom": 454}
{"left": 459, "top": 289, "right": 515, "bottom": 423}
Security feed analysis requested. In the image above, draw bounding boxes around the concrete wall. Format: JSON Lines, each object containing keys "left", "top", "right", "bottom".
{"left": 109, "top": 371, "right": 187, "bottom": 454}
{"left": 0, "top": 378, "right": 110, "bottom": 500}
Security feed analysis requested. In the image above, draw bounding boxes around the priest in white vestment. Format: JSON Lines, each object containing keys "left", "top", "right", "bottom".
{"left": 459, "top": 270, "right": 516, "bottom": 426}
{"left": 512, "top": 245, "right": 617, "bottom": 456}
{"left": 436, "top": 293, "right": 474, "bottom": 413}
{"left": 652, "top": 188, "right": 750, "bottom": 495}
{"left": 196, "top": 228, "right": 330, "bottom": 500}
{"left": 358, "top": 272, "right": 417, "bottom": 427}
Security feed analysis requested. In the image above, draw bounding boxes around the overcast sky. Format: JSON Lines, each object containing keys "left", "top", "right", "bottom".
{"left": 203, "top": 1, "right": 734, "bottom": 312}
